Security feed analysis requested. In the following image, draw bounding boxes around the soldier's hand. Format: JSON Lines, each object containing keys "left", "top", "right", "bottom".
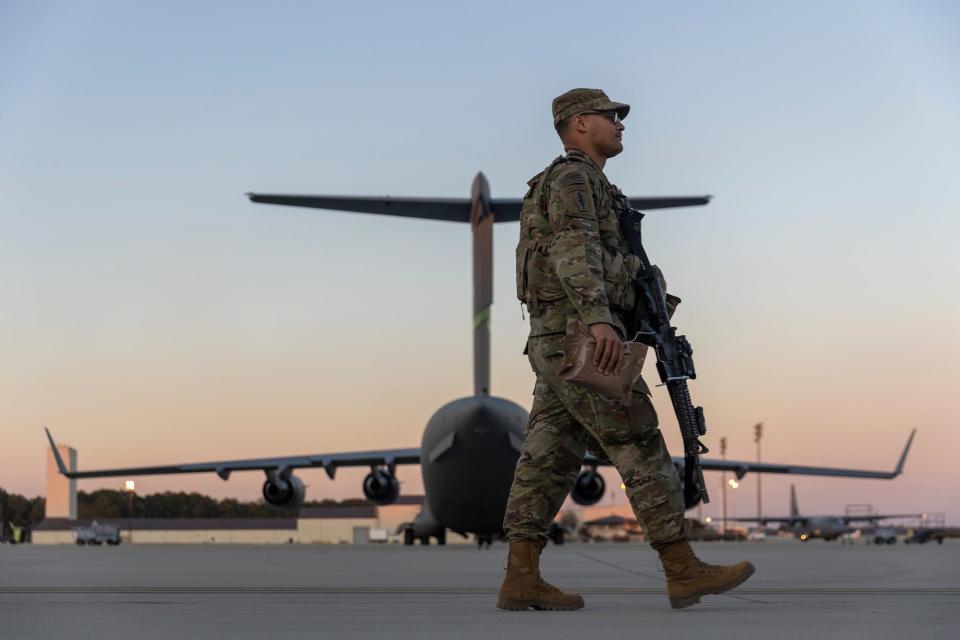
{"left": 589, "top": 323, "right": 623, "bottom": 376}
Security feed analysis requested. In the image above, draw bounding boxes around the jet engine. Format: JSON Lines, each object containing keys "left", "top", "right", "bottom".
{"left": 571, "top": 469, "right": 605, "bottom": 506}
{"left": 262, "top": 474, "right": 306, "bottom": 510}
{"left": 363, "top": 468, "right": 400, "bottom": 505}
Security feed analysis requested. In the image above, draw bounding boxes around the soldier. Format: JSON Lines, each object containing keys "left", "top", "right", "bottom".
{"left": 498, "top": 88, "right": 754, "bottom": 611}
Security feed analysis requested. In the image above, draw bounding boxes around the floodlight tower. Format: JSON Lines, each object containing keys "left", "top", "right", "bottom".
{"left": 720, "top": 437, "right": 727, "bottom": 534}
{"left": 754, "top": 422, "right": 764, "bottom": 521}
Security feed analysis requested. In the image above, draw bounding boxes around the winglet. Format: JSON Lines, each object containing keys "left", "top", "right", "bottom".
{"left": 44, "top": 426, "right": 73, "bottom": 477}
{"left": 892, "top": 429, "right": 916, "bottom": 477}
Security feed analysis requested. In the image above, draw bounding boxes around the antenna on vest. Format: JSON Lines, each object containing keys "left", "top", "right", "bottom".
{"left": 470, "top": 172, "right": 493, "bottom": 397}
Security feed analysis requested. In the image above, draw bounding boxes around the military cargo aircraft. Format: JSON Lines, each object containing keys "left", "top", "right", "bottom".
{"left": 905, "top": 527, "right": 960, "bottom": 545}
{"left": 45, "top": 174, "right": 916, "bottom": 545}
{"left": 716, "top": 481, "right": 919, "bottom": 541}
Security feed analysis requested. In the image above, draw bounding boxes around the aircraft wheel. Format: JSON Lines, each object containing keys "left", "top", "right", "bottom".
{"left": 874, "top": 537, "right": 884, "bottom": 545}
{"left": 547, "top": 522, "right": 566, "bottom": 545}
{"left": 436, "top": 530, "right": 446, "bottom": 546}
{"left": 403, "top": 529, "right": 414, "bottom": 546}
{"left": 419, "top": 536, "right": 430, "bottom": 546}
{"left": 76, "top": 539, "right": 85, "bottom": 546}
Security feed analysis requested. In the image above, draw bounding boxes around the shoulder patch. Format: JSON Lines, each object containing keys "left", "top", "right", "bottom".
{"left": 553, "top": 169, "right": 592, "bottom": 213}
{"left": 558, "top": 169, "right": 587, "bottom": 191}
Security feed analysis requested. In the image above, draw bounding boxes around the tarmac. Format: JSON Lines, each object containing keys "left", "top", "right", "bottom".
{"left": 1, "top": 538, "right": 957, "bottom": 639}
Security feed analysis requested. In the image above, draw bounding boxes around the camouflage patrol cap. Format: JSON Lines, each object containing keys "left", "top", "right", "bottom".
{"left": 552, "top": 88, "right": 630, "bottom": 127}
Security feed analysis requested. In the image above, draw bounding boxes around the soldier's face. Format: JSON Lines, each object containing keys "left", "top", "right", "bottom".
{"left": 581, "top": 112, "right": 625, "bottom": 159}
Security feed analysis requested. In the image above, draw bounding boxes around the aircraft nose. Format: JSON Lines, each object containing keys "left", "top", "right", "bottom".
{"left": 455, "top": 402, "right": 504, "bottom": 449}
{"left": 423, "top": 396, "right": 527, "bottom": 461}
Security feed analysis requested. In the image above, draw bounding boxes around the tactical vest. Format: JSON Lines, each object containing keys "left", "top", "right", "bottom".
{"left": 515, "top": 154, "right": 639, "bottom": 320}
{"left": 515, "top": 156, "right": 564, "bottom": 318}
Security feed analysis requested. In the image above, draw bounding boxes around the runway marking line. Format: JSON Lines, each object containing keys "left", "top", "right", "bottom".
{"left": 2, "top": 587, "right": 958, "bottom": 595}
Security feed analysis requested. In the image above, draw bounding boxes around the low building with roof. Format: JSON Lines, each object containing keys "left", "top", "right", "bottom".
{"left": 30, "top": 495, "right": 452, "bottom": 545}
{"left": 297, "top": 505, "right": 378, "bottom": 544}
{"left": 581, "top": 513, "right": 644, "bottom": 542}
{"left": 33, "top": 518, "right": 300, "bottom": 544}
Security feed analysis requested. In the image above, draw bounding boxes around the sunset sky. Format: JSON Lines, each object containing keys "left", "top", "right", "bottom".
{"left": 2, "top": 1, "right": 958, "bottom": 524}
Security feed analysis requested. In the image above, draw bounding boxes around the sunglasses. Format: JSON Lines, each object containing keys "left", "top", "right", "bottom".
{"left": 579, "top": 111, "right": 621, "bottom": 124}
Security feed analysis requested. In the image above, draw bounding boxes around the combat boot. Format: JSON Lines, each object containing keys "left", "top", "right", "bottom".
{"left": 657, "top": 539, "right": 755, "bottom": 609}
{"left": 496, "top": 539, "right": 584, "bottom": 611}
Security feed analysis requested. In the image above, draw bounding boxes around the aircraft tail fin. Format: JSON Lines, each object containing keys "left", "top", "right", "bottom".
{"left": 247, "top": 182, "right": 713, "bottom": 398}
{"left": 470, "top": 173, "right": 492, "bottom": 396}
{"left": 790, "top": 484, "right": 799, "bottom": 520}
{"left": 245, "top": 194, "right": 712, "bottom": 224}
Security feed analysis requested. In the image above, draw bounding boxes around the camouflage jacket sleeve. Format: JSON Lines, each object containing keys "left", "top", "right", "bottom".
{"left": 546, "top": 165, "right": 613, "bottom": 327}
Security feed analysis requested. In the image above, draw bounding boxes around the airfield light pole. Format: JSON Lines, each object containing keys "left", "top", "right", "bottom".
{"left": 124, "top": 480, "right": 136, "bottom": 543}
{"left": 720, "top": 437, "right": 727, "bottom": 534}
{"left": 755, "top": 422, "right": 763, "bottom": 523}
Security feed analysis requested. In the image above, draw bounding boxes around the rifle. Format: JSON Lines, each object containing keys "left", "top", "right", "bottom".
{"left": 614, "top": 191, "right": 710, "bottom": 509}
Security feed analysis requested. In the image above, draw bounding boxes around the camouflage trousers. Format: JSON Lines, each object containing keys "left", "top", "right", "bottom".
{"left": 503, "top": 334, "right": 686, "bottom": 546}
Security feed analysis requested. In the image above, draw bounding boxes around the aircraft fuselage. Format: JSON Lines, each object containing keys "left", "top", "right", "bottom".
{"left": 793, "top": 517, "right": 846, "bottom": 541}
{"left": 420, "top": 395, "right": 527, "bottom": 534}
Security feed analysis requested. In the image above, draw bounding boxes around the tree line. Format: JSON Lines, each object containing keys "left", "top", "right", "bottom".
{"left": 0, "top": 487, "right": 367, "bottom": 531}
{"left": 0, "top": 489, "right": 45, "bottom": 531}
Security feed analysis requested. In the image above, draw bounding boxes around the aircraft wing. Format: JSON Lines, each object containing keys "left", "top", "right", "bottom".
{"left": 714, "top": 513, "right": 921, "bottom": 524}
{"left": 711, "top": 516, "right": 795, "bottom": 524}
{"left": 584, "top": 429, "right": 915, "bottom": 480}
{"left": 44, "top": 428, "right": 419, "bottom": 481}
{"left": 842, "top": 513, "right": 923, "bottom": 523}
{"left": 246, "top": 193, "right": 712, "bottom": 223}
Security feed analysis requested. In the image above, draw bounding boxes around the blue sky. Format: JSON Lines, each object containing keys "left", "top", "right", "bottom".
{"left": 1, "top": 1, "right": 958, "bottom": 520}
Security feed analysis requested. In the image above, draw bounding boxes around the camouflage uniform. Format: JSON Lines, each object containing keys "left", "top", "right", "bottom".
{"left": 503, "top": 90, "right": 686, "bottom": 547}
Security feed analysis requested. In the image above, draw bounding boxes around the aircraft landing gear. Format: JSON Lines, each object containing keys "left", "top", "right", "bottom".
{"left": 548, "top": 523, "right": 565, "bottom": 546}
{"left": 401, "top": 525, "right": 446, "bottom": 546}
